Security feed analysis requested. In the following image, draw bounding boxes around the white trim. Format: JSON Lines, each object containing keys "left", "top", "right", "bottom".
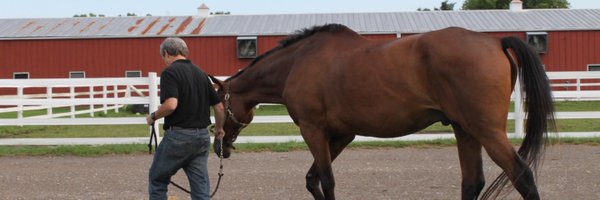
{"left": 237, "top": 36, "right": 257, "bottom": 40}
{"left": 13, "top": 72, "right": 30, "bottom": 79}
{"left": 69, "top": 71, "right": 86, "bottom": 78}
{"left": 526, "top": 31, "right": 548, "bottom": 35}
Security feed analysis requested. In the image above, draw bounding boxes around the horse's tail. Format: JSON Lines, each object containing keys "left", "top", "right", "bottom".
{"left": 482, "top": 36, "right": 557, "bottom": 199}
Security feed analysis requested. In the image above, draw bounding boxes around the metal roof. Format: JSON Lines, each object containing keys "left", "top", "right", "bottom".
{"left": 200, "top": 9, "right": 600, "bottom": 36}
{"left": 0, "top": 16, "right": 206, "bottom": 39}
{"left": 0, "top": 9, "right": 599, "bottom": 39}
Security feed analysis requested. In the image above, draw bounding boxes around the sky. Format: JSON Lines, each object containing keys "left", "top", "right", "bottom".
{"left": 0, "top": 0, "right": 599, "bottom": 18}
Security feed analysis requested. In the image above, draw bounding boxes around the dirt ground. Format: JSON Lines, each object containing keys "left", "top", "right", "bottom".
{"left": 0, "top": 144, "right": 598, "bottom": 200}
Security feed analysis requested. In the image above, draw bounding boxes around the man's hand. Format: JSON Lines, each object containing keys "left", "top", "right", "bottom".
{"left": 146, "top": 113, "right": 155, "bottom": 125}
{"left": 211, "top": 125, "right": 225, "bottom": 140}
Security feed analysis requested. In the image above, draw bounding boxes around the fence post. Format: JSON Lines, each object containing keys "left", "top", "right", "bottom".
{"left": 70, "top": 86, "right": 75, "bottom": 118}
{"left": 47, "top": 86, "right": 53, "bottom": 118}
{"left": 102, "top": 85, "right": 108, "bottom": 115}
{"left": 17, "top": 86, "right": 23, "bottom": 120}
{"left": 89, "top": 86, "right": 94, "bottom": 117}
{"left": 126, "top": 85, "right": 131, "bottom": 98}
{"left": 148, "top": 72, "right": 161, "bottom": 141}
{"left": 514, "top": 74, "right": 524, "bottom": 138}
{"left": 576, "top": 78, "right": 581, "bottom": 100}
{"left": 113, "top": 85, "right": 119, "bottom": 113}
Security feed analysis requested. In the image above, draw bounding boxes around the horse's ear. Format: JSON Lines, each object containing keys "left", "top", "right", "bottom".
{"left": 208, "top": 74, "right": 224, "bottom": 89}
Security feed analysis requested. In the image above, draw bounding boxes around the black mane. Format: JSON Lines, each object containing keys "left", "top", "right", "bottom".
{"left": 227, "top": 23, "right": 350, "bottom": 80}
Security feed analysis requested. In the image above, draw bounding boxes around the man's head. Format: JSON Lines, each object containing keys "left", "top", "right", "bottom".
{"left": 160, "top": 37, "right": 189, "bottom": 65}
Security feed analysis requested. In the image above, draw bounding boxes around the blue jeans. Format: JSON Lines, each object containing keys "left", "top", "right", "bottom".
{"left": 149, "top": 128, "right": 211, "bottom": 200}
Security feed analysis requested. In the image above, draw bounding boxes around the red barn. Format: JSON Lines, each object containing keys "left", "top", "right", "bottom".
{"left": 1, "top": 5, "right": 600, "bottom": 80}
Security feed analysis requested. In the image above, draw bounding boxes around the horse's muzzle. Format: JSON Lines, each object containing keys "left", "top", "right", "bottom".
{"left": 213, "top": 138, "right": 231, "bottom": 158}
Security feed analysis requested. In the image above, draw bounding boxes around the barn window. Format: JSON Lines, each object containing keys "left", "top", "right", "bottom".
{"left": 526, "top": 32, "right": 548, "bottom": 54}
{"left": 589, "top": 64, "right": 600, "bottom": 71}
{"left": 126, "top": 70, "right": 142, "bottom": 77}
{"left": 70, "top": 71, "right": 86, "bottom": 78}
{"left": 13, "top": 72, "right": 29, "bottom": 79}
{"left": 237, "top": 36, "right": 258, "bottom": 58}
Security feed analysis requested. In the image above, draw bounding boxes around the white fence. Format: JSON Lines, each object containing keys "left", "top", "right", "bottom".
{"left": 0, "top": 72, "right": 599, "bottom": 145}
{"left": 0, "top": 72, "right": 161, "bottom": 141}
{"left": 510, "top": 71, "right": 600, "bottom": 137}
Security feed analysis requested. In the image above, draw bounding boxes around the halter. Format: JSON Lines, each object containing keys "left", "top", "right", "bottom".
{"left": 224, "top": 82, "right": 249, "bottom": 142}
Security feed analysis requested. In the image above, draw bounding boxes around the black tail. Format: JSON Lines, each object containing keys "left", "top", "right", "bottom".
{"left": 482, "top": 37, "right": 557, "bottom": 199}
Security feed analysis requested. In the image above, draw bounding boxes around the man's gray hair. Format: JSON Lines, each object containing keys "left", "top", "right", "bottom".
{"left": 160, "top": 37, "right": 189, "bottom": 57}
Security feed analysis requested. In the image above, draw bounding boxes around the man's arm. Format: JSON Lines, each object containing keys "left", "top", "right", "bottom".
{"left": 212, "top": 102, "right": 226, "bottom": 139}
{"left": 146, "top": 98, "right": 178, "bottom": 125}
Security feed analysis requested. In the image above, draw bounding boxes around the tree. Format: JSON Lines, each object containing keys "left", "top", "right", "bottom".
{"left": 440, "top": 0, "right": 457, "bottom": 10}
{"left": 73, "top": 13, "right": 105, "bottom": 17}
{"left": 210, "top": 11, "right": 231, "bottom": 15}
{"left": 524, "top": 0, "right": 570, "bottom": 8}
{"left": 462, "top": 0, "right": 570, "bottom": 10}
{"left": 418, "top": 0, "right": 456, "bottom": 11}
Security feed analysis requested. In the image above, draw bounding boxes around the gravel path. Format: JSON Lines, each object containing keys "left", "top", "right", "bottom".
{"left": 1, "top": 145, "right": 598, "bottom": 200}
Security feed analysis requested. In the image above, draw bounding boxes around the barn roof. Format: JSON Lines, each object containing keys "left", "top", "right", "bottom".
{"left": 0, "top": 9, "right": 599, "bottom": 39}
{"left": 0, "top": 16, "right": 206, "bottom": 39}
{"left": 201, "top": 9, "right": 600, "bottom": 35}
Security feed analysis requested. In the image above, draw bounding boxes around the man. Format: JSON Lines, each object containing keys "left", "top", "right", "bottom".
{"left": 146, "top": 37, "right": 226, "bottom": 200}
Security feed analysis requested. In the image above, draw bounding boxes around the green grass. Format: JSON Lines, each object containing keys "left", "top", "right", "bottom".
{"left": 0, "top": 105, "right": 137, "bottom": 119}
{"left": 554, "top": 101, "right": 600, "bottom": 111}
{"left": 253, "top": 105, "right": 290, "bottom": 115}
{"left": 0, "top": 125, "right": 152, "bottom": 138}
{"left": 2, "top": 119, "right": 597, "bottom": 138}
{"left": 424, "top": 118, "right": 600, "bottom": 133}
{"left": 507, "top": 101, "right": 600, "bottom": 112}
{"left": 1, "top": 137, "right": 598, "bottom": 157}
{"left": 0, "top": 144, "right": 148, "bottom": 157}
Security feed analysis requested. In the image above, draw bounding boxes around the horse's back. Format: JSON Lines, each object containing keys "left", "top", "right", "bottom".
{"left": 283, "top": 27, "right": 513, "bottom": 136}
{"left": 283, "top": 31, "right": 439, "bottom": 136}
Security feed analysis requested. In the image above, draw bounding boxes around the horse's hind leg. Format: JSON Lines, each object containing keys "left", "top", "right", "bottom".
{"left": 452, "top": 124, "right": 485, "bottom": 200}
{"left": 306, "top": 134, "right": 355, "bottom": 200}
{"left": 306, "top": 163, "right": 323, "bottom": 199}
{"left": 475, "top": 130, "right": 539, "bottom": 199}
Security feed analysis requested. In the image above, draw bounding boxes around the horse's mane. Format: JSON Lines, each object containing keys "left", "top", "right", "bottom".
{"left": 227, "top": 23, "right": 351, "bottom": 80}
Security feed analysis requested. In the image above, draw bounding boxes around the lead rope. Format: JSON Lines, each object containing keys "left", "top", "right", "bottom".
{"left": 209, "top": 124, "right": 225, "bottom": 198}
{"left": 149, "top": 124, "right": 225, "bottom": 197}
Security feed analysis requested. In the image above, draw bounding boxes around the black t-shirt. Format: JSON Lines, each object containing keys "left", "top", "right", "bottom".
{"left": 159, "top": 59, "right": 220, "bottom": 130}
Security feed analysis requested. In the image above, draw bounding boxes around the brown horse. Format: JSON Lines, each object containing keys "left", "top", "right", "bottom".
{"left": 208, "top": 24, "right": 555, "bottom": 200}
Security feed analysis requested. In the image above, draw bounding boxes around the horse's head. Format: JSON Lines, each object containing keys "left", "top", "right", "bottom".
{"left": 208, "top": 75, "right": 255, "bottom": 158}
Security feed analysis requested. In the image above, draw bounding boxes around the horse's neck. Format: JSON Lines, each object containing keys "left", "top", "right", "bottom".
{"left": 231, "top": 68, "right": 288, "bottom": 105}
{"left": 230, "top": 31, "right": 344, "bottom": 105}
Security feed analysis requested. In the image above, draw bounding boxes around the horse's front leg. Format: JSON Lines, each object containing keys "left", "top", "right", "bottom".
{"left": 305, "top": 135, "right": 355, "bottom": 199}
{"left": 301, "top": 125, "right": 336, "bottom": 200}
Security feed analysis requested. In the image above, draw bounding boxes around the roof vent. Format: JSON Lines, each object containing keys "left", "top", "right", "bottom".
{"left": 510, "top": 0, "right": 523, "bottom": 11}
{"left": 198, "top": 3, "right": 210, "bottom": 17}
